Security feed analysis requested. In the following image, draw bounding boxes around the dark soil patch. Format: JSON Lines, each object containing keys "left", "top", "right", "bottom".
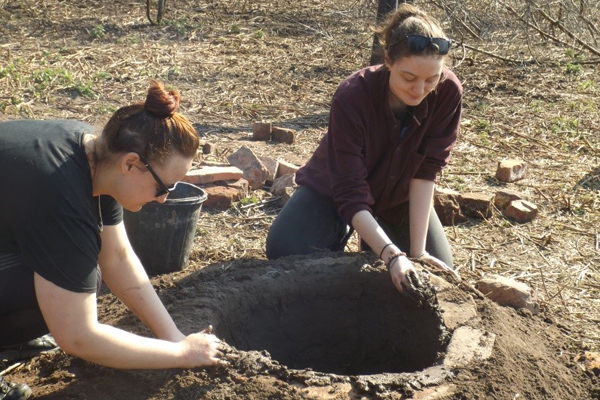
{"left": 11, "top": 254, "right": 595, "bottom": 399}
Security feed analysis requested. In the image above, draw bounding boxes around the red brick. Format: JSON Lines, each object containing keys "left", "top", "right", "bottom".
{"left": 460, "top": 192, "right": 493, "bottom": 219}
{"left": 271, "top": 174, "right": 295, "bottom": 196}
{"left": 503, "top": 200, "right": 538, "bottom": 223}
{"left": 202, "top": 142, "right": 218, "bottom": 155}
{"left": 434, "top": 187, "right": 466, "bottom": 226}
{"left": 476, "top": 274, "right": 539, "bottom": 314}
{"left": 259, "top": 156, "right": 278, "bottom": 182}
{"left": 275, "top": 160, "right": 300, "bottom": 179}
{"left": 494, "top": 189, "right": 525, "bottom": 210}
{"left": 183, "top": 166, "right": 243, "bottom": 185}
{"left": 496, "top": 159, "right": 527, "bottom": 182}
{"left": 252, "top": 121, "right": 272, "bottom": 141}
{"left": 227, "top": 145, "right": 269, "bottom": 190}
{"left": 201, "top": 186, "right": 242, "bottom": 210}
{"left": 213, "top": 178, "right": 249, "bottom": 195}
{"left": 272, "top": 126, "right": 296, "bottom": 144}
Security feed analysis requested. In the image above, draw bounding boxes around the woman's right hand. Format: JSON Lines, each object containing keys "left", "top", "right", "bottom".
{"left": 388, "top": 255, "right": 422, "bottom": 294}
{"left": 179, "top": 332, "right": 221, "bottom": 368}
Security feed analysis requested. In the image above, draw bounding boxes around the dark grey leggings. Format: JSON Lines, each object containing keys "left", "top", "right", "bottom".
{"left": 0, "top": 253, "right": 102, "bottom": 346}
{"left": 266, "top": 186, "right": 453, "bottom": 267}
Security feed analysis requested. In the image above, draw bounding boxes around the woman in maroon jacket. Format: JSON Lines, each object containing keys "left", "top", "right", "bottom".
{"left": 267, "top": 4, "right": 461, "bottom": 293}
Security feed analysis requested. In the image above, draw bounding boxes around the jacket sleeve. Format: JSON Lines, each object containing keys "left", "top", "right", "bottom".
{"left": 413, "top": 74, "right": 462, "bottom": 181}
{"left": 327, "top": 96, "right": 376, "bottom": 225}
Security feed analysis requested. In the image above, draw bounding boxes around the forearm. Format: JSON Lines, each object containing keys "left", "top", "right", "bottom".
{"left": 99, "top": 224, "right": 185, "bottom": 342}
{"left": 65, "top": 322, "right": 186, "bottom": 369}
{"left": 36, "top": 273, "right": 218, "bottom": 370}
{"left": 408, "top": 178, "right": 435, "bottom": 257}
{"left": 102, "top": 256, "right": 184, "bottom": 342}
{"left": 352, "top": 210, "right": 418, "bottom": 294}
{"left": 351, "top": 210, "right": 406, "bottom": 260}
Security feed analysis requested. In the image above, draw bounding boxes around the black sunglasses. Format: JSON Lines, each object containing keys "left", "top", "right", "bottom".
{"left": 405, "top": 34, "right": 453, "bottom": 55}
{"left": 136, "top": 153, "right": 177, "bottom": 197}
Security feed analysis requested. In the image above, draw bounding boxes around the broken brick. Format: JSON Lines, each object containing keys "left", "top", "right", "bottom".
{"left": 434, "top": 187, "right": 466, "bottom": 226}
{"left": 276, "top": 160, "right": 300, "bottom": 179}
{"left": 227, "top": 145, "right": 270, "bottom": 190}
{"left": 496, "top": 159, "right": 527, "bottom": 182}
{"left": 503, "top": 199, "right": 538, "bottom": 223}
{"left": 460, "top": 192, "right": 493, "bottom": 219}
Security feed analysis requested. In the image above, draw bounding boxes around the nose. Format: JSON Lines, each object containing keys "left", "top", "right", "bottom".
{"left": 412, "top": 81, "right": 425, "bottom": 96}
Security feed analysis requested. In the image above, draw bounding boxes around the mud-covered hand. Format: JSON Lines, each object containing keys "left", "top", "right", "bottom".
{"left": 388, "top": 255, "right": 422, "bottom": 295}
{"left": 179, "top": 331, "right": 221, "bottom": 368}
{"left": 417, "top": 251, "right": 460, "bottom": 281}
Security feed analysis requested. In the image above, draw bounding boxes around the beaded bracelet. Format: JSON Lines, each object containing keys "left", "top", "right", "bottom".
{"left": 385, "top": 252, "right": 407, "bottom": 271}
{"left": 386, "top": 249, "right": 406, "bottom": 266}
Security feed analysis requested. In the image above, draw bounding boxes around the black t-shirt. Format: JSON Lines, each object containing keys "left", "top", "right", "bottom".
{"left": 0, "top": 119, "right": 122, "bottom": 293}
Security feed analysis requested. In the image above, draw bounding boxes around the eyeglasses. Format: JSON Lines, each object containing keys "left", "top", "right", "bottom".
{"left": 405, "top": 34, "right": 453, "bottom": 55}
{"left": 136, "top": 153, "right": 177, "bottom": 197}
{"left": 389, "top": 32, "right": 453, "bottom": 55}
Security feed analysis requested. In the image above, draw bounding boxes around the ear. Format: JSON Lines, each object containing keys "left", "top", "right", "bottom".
{"left": 384, "top": 54, "right": 393, "bottom": 70}
{"left": 121, "top": 152, "right": 141, "bottom": 174}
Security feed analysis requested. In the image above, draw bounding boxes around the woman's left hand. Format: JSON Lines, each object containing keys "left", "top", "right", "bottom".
{"left": 417, "top": 251, "right": 461, "bottom": 281}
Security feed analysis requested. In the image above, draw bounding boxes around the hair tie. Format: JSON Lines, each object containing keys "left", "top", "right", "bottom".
{"left": 379, "top": 243, "right": 394, "bottom": 259}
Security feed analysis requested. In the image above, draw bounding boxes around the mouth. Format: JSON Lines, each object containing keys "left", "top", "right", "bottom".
{"left": 406, "top": 96, "right": 423, "bottom": 104}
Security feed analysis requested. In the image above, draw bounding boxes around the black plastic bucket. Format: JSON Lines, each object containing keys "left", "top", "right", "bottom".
{"left": 123, "top": 182, "right": 207, "bottom": 276}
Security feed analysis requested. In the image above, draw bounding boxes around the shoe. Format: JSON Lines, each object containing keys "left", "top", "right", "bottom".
{"left": 0, "top": 334, "right": 59, "bottom": 362}
{"left": 0, "top": 376, "right": 32, "bottom": 400}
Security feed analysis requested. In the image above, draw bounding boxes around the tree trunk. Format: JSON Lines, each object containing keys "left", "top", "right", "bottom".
{"left": 369, "top": 0, "right": 412, "bottom": 66}
{"left": 146, "top": 0, "right": 167, "bottom": 25}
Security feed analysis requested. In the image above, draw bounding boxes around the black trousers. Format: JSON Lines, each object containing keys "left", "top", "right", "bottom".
{"left": 0, "top": 253, "right": 101, "bottom": 346}
{"left": 266, "top": 186, "right": 453, "bottom": 267}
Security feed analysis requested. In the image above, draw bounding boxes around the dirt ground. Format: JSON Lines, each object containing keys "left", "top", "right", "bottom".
{"left": 6, "top": 254, "right": 597, "bottom": 399}
{"left": 1, "top": 0, "right": 599, "bottom": 399}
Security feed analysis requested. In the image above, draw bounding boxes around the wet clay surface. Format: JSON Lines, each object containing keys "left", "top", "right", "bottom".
{"left": 11, "top": 253, "right": 595, "bottom": 399}
{"left": 176, "top": 254, "right": 449, "bottom": 376}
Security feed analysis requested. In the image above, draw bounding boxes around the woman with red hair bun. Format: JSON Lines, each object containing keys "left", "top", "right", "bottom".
{"left": 0, "top": 81, "right": 220, "bottom": 399}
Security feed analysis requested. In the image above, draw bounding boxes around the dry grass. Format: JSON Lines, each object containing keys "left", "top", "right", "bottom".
{"left": 1, "top": 0, "right": 598, "bottom": 357}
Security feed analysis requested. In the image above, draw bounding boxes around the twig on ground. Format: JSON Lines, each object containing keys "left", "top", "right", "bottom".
{"left": 238, "top": 197, "right": 281, "bottom": 210}
{"left": 0, "top": 362, "right": 23, "bottom": 376}
{"left": 459, "top": 42, "right": 525, "bottom": 64}
{"left": 535, "top": 8, "right": 600, "bottom": 57}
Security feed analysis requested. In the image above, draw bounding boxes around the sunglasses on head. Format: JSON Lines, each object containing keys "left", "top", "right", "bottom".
{"left": 136, "top": 153, "right": 177, "bottom": 197}
{"left": 405, "top": 34, "right": 453, "bottom": 55}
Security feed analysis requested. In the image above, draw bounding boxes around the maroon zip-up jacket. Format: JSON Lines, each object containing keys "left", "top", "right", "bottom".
{"left": 295, "top": 64, "right": 462, "bottom": 227}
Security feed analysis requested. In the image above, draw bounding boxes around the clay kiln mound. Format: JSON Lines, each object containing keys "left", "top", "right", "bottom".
{"left": 14, "top": 253, "right": 594, "bottom": 399}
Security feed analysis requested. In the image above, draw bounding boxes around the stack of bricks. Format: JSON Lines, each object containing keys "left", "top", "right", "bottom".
{"left": 182, "top": 164, "right": 248, "bottom": 210}
{"left": 252, "top": 121, "right": 296, "bottom": 144}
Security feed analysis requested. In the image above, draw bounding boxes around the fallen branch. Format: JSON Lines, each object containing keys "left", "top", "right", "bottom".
{"left": 459, "top": 42, "right": 525, "bottom": 64}
{"left": 571, "top": 58, "right": 600, "bottom": 65}
{"left": 430, "top": 0, "right": 481, "bottom": 40}
{"left": 501, "top": 2, "right": 588, "bottom": 55}
{"left": 535, "top": 8, "right": 600, "bottom": 57}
